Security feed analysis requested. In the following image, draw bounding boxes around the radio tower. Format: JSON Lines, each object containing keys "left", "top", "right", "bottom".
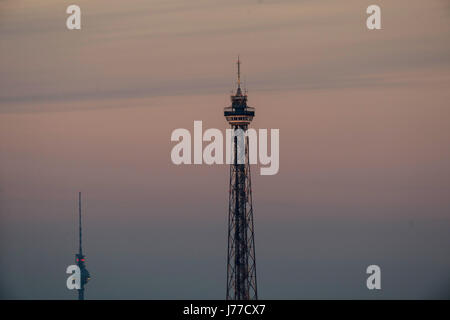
{"left": 75, "top": 192, "right": 91, "bottom": 300}
{"left": 224, "top": 57, "right": 258, "bottom": 300}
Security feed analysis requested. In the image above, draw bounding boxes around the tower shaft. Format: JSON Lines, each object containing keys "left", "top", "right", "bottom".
{"left": 78, "top": 286, "right": 84, "bottom": 300}
{"left": 226, "top": 128, "right": 257, "bottom": 300}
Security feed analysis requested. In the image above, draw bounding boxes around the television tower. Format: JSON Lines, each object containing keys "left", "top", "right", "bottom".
{"left": 224, "top": 57, "right": 258, "bottom": 300}
{"left": 75, "top": 192, "right": 91, "bottom": 300}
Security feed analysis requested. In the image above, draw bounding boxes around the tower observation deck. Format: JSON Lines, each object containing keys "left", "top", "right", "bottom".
{"left": 224, "top": 58, "right": 255, "bottom": 127}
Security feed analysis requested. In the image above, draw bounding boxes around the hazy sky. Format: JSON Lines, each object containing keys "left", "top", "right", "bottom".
{"left": 1, "top": 0, "right": 450, "bottom": 299}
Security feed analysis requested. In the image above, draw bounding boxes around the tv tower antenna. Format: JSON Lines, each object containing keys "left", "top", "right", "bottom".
{"left": 75, "top": 192, "right": 90, "bottom": 300}
{"left": 224, "top": 57, "right": 258, "bottom": 300}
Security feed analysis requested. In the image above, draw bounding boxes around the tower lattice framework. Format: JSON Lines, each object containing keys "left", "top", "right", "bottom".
{"left": 224, "top": 58, "right": 257, "bottom": 300}
{"left": 75, "top": 192, "right": 90, "bottom": 300}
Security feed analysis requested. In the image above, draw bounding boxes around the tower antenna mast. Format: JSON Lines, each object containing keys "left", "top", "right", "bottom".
{"left": 79, "top": 192, "right": 82, "bottom": 256}
{"left": 237, "top": 56, "right": 241, "bottom": 89}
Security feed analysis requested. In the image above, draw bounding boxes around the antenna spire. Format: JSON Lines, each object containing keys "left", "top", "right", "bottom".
{"left": 78, "top": 192, "right": 82, "bottom": 256}
{"left": 237, "top": 56, "right": 241, "bottom": 89}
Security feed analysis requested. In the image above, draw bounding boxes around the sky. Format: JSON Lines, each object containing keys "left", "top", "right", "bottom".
{"left": 1, "top": 0, "right": 450, "bottom": 299}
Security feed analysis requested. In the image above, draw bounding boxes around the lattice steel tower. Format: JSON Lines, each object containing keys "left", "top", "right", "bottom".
{"left": 224, "top": 57, "right": 257, "bottom": 300}
{"left": 75, "top": 192, "right": 91, "bottom": 300}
